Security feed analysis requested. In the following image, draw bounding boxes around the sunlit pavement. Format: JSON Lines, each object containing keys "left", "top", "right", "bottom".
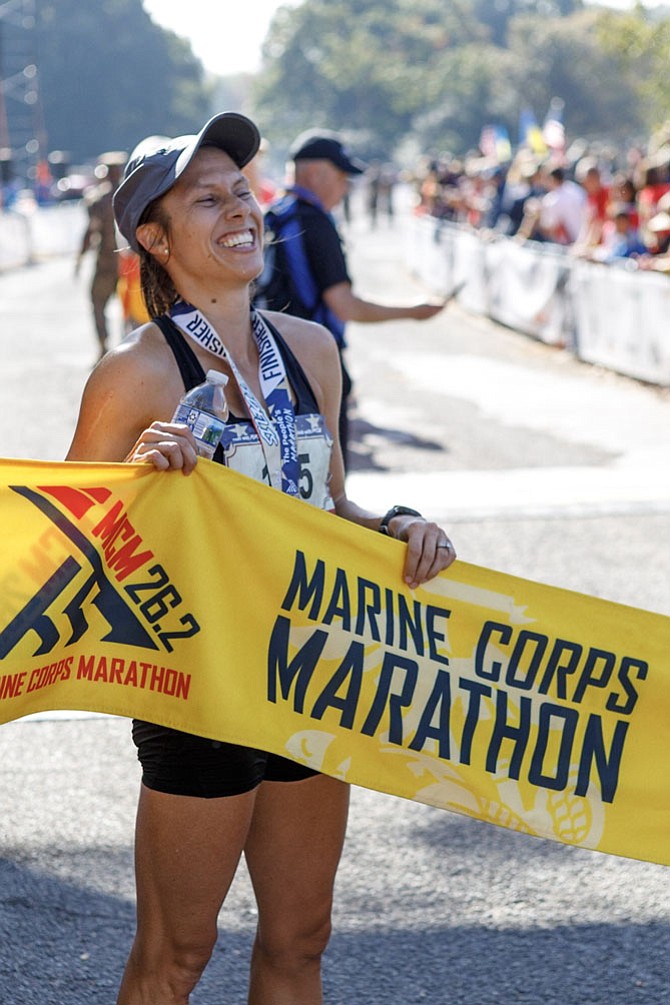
{"left": 347, "top": 344, "right": 670, "bottom": 521}
{"left": 343, "top": 206, "right": 670, "bottom": 525}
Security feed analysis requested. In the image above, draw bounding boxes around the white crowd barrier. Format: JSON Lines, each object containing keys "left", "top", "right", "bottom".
{"left": 0, "top": 211, "right": 32, "bottom": 270}
{"left": 570, "top": 260, "right": 670, "bottom": 386}
{"left": 406, "top": 215, "right": 670, "bottom": 387}
{"left": 0, "top": 201, "right": 87, "bottom": 270}
{"left": 486, "top": 238, "right": 571, "bottom": 347}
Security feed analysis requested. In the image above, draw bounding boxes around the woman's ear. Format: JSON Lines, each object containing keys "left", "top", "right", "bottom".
{"left": 136, "top": 222, "right": 166, "bottom": 257}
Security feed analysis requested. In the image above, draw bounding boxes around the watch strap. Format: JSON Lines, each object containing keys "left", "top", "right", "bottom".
{"left": 379, "top": 505, "right": 423, "bottom": 536}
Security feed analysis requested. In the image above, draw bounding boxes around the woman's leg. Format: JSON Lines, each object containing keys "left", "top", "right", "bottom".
{"left": 244, "top": 774, "right": 350, "bottom": 1005}
{"left": 117, "top": 782, "right": 257, "bottom": 1005}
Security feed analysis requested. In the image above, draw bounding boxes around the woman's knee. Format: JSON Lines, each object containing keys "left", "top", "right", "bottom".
{"left": 129, "top": 928, "right": 218, "bottom": 998}
{"left": 171, "top": 934, "right": 218, "bottom": 988}
{"left": 256, "top": 911, "right": 333, "bottom": 972}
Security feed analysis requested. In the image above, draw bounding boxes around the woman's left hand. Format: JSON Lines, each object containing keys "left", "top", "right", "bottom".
{"left": 396, "top": 517, "right": 456, "bottom": 589}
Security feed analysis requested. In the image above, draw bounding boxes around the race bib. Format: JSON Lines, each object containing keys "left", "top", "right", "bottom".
{"left": 221, "top": 414, "right": 333, "bottom": 510}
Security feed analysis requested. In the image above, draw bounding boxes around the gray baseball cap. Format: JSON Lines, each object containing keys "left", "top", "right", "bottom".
{"left": 113, "top": 111, "right": 261, "bottom": 251}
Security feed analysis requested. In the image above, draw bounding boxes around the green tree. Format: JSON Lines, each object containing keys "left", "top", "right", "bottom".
{"left": 506, "top": 9, "right": 642, "bottom": 143}
{"left": 252, "top": 0, "right": 486, "bottom": 156}
{"left": 594, "top": 6, "right": 670, "bottom": 135}
{"left": 472, "top": 0, "right": 583, "bottom": 47}
{"left": 36, "top": 0, "right": 212, "bottom": 163}
{"left": 410, "top": 43, "right": 519, "bottom": 154}
{"left": 251, "top": 0, "right": 645, "bottom": 161}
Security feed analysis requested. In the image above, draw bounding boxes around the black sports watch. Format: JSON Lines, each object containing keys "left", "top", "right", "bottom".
{"left": 379, "top": 505, "right": 423, "bottom": 536}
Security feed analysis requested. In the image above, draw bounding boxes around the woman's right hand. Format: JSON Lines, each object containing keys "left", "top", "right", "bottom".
{"left": 125, "top": 421, "right": 199, "bottom": 474}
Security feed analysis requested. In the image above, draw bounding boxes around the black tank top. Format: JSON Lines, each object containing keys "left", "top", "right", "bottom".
{"left": 153, "top": 314, "right": 333, "bottom": 509}
{"left": 153, "top": 313, "right": 319, "bottom": 416}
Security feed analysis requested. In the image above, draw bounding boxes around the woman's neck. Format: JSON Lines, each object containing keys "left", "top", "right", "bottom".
{"left": 177, "top": 285, "right": 256, "bottom": 364}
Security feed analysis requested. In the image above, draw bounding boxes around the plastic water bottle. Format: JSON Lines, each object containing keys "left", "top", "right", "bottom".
{"left": 172, "top": 370, "right": 229, "bottom": 460}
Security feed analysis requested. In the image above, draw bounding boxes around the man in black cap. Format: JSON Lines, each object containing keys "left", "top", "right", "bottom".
{"left": 255, "top": 128, "right": 445, "bottom": 467}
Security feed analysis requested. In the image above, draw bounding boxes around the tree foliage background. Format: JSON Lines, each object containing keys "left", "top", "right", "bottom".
{"left": 5, "top": 0, "right": 669, "bottom": 168}
{"left": 34, "top": 0, "right": 212, "bottom": 163}
{"left": 251, "top": 0, "right": 670, "bottom": 161}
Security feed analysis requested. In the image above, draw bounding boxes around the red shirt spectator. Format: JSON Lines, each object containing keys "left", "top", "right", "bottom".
{"left": 574, "top": 159, "right": 610, "bottom": 251}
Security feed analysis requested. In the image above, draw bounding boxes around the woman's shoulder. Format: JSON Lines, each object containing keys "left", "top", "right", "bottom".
{"left": 261, "top": 310, "right": 338, "bottom": 363}
{"left": 85, "top": 321, "right": 184, "bottom": 410}
{"left": 98, "top": 320, "right": 174, "bottom": 372}
{"left": 67, "top": 320, "right": 185, "bottom": 461}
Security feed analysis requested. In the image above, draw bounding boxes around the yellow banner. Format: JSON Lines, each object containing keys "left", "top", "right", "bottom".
{"left": 1, "top": 458, "right": 668, "bottom": 866}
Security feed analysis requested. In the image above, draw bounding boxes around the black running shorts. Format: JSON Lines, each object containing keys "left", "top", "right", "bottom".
{"left": 132, "top": 720, "right": 319, "bottom": 798}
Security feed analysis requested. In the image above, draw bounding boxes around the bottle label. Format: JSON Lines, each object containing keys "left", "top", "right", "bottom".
{"left": 174, "top": 404, "right": 226, "bottom": 453}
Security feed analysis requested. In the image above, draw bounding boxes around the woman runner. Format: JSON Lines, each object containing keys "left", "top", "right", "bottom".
{"left": 66, "top": 111, "right": 456, "bottom": 1005}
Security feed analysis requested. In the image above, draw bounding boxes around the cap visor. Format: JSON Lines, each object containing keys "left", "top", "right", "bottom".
{"left": 182, "top": 112, "right": 261, "bottom": 175}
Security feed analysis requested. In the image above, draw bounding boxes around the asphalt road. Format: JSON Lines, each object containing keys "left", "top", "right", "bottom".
{"left": 0, "top": 209, "right": 669, "bottom": 1004}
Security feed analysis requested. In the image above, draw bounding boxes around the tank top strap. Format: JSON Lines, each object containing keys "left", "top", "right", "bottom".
{"left": 153, "top": 311, "right": 332, "bottom": 505}
{"left": 153, "top": 314, "right": 205, "bottom": 391}
{"left": 155, "top": 310, "right": 319, "bottom": 416}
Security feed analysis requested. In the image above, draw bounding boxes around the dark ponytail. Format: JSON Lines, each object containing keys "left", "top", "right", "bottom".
{"left": 137, "top": 201, "right": 178, "bottom": 318}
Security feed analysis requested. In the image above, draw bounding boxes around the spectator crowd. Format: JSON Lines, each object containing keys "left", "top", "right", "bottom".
{"left": 412, "top": 121, "right": 670, "bottom": 275}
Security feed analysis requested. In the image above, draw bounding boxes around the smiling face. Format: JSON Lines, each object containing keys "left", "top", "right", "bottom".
{"left": 138, "top": 146, "right": 264, "bottom": 295}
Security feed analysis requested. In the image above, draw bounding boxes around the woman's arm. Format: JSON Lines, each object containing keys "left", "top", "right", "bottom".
{"left": 66, "top": 333, "right": 199, "bottom": 473}
{"left": 272, "top": 312, "right": 456, "bottom": 589}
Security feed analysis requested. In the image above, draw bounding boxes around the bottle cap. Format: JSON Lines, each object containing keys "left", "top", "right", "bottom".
{"left": 205, "top": 369, "right": 229, "bottom": 386}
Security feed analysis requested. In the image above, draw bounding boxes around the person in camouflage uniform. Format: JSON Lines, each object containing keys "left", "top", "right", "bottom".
{"left": 75, "top": 151, "right": 127, "bottom": 356}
